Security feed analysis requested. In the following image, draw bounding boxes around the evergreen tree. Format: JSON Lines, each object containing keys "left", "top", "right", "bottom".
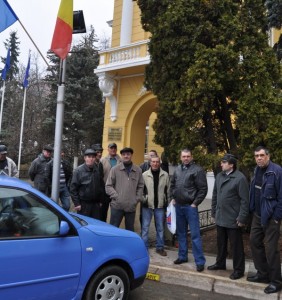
{"left": 137, "top": 0, "right": 282, "bottom": 174}
{"left": 1, "top": 31, "right": 20, "bottom": 81}
{"left": 0, "top": 31, "right": 22, "bottom": 147}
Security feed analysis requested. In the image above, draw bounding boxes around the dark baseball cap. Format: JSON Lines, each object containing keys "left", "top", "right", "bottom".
{"left": 221, "top": 153, "right": 237, "bottom": 165}
{"left": 108, "top": 143, "right": 117, "bottom": 148}
{"left": 84, "top": 148, "right": 97, "bottom": 156}
{"left": 120, "top": 147, "right": 133, "bottom": 154}
{"left": 0, "top": 145, "right": 7, "bottom": 154}
{"left": 43, "top": 145, "right": 53, "bottom": 152}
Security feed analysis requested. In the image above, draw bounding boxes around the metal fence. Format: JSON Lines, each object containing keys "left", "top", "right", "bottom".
{"left": 198, "top": 209, "right": 215, "bottom": 230}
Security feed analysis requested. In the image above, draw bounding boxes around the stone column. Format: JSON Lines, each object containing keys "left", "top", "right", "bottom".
{"left": 120, "top": 0, "right": 133, "bottom": 46}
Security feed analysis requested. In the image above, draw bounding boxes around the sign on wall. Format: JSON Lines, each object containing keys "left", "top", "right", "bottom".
{"left": 108, "top": 127, "right": 122, "bottom": 141}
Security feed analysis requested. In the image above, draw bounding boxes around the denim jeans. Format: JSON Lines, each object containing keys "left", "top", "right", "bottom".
{"left": 59, "top": 185, "right": 70, "bottom": 211}
{"left": 175, "top": 204, "right": 206, "bottom": 266}
{"left": 141, "top": 207, "right": 165, "bottom": 250}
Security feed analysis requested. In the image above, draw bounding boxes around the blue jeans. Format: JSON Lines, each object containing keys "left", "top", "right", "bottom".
{"left": 59, "top": 185, "right": 70, "bottom": 211}
{"left": 175, "top": 204, "right": 206, "bottom": 266}
{"left": 141, "top": 207, "right": 165, "bottom": 250}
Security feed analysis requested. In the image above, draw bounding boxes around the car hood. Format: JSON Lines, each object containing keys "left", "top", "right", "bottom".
{"left": 70, "top": 212, "right": 140, "bottom": 238}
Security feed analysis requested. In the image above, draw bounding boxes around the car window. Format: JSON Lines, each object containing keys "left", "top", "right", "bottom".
{"left": 0, "top": 187, "right": 60, "bottom": 238}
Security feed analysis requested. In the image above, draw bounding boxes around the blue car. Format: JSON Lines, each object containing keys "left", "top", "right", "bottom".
{"left": 0, "top": 176, "right": 149, "bottom": 300}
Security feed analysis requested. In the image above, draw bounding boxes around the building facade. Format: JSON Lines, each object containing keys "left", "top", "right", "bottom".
{"left": 95, "top": 0, "right": 162, "bottom": 164}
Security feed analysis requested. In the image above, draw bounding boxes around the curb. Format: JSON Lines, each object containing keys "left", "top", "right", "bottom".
{"left": 148, "top": 249, "right": 280, "bottom": 300}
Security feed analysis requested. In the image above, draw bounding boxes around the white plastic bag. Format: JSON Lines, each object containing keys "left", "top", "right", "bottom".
{"left": 166, "top": 201, "right": 176, "bottom": 234}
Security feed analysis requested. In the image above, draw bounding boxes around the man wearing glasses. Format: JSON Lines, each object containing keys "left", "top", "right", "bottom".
{"left": 247, "top": 146, "right": 282, "bottom": 294}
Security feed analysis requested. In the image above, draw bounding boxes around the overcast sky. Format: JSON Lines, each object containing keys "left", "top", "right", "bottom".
{"left": 0, "top": 0, "right": 114, "bottom": 68}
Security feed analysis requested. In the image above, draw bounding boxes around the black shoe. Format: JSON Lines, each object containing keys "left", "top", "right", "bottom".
{"left": 174, "top": 258, "right": 188, "bottom": 265}
{"left": 196, "top": 265, "right": 204, "bottom": 272}
{"left": 247, "top": 274, "right": 270, "bottom": 283}
{"left": 264, "top": 282, "right": 282, "bottom": 294}
{"left": 207, "top": 263, "right": 226, "bottom": 271}
{"left": 156, "top": 249, "right": 167, "bottom": 256}
{"left": 229, "top": 272, "right": 244, "bottom": 280}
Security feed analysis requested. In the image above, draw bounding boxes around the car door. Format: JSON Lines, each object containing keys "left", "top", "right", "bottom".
{"left": 0, "top": 187, "right": 82, "bottom": 300}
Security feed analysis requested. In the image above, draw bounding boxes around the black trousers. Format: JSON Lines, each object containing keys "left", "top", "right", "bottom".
{"left": 100, "top": 195, "right": 110, "bottom": 222}
{"left": 110, "top": 207, "right": 136, "bottom": 232}
{"left": 216, "top": 225, "right": 245, "bottom": 274}
{"left": 79, "top": 201, "right": 101, "bottom": 220}
{"left": 250, "top": 213, "right": 281, "bottom": 282}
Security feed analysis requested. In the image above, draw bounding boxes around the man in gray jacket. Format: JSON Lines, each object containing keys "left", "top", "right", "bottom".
{"left": 106, "top": 147, "right": 144, "bottom": 232}
{"left": 100, "top": 143, "right": 122, "bottom": 222}
{"left": 208, "top": 154, "right": 249, "bottom": 280}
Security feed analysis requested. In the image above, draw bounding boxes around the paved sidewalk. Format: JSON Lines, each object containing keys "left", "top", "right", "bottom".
{"left": 148, "top": 247, "right": 280, "bottom": 300}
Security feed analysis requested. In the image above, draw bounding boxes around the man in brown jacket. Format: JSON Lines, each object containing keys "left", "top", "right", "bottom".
{"left": 105, "top": 147, "right": 144, "bottom": 232}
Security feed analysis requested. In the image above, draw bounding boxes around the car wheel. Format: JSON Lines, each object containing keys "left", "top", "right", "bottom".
{"left": 84, "top": 265, "right": 130, "bottom": 300}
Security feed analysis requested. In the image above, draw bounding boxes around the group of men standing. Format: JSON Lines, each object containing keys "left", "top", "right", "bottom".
{"left": 1, "top": 142, "right": 281, "bottom": 294}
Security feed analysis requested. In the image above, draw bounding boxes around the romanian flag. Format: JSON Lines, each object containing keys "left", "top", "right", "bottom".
{"left": 0, "top": 0, "right": 18, "bottom": 33}
{"left": 51, "top": 0, "right": 73, "bottom": 60}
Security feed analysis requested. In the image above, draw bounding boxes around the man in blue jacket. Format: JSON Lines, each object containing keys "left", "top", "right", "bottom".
{"left": 247, "top": 146, "right": 282, "bottom": 294}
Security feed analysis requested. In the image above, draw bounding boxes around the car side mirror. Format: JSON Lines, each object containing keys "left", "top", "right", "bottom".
{"left": 59, "top": 221, "right": 70, "bottom": 236}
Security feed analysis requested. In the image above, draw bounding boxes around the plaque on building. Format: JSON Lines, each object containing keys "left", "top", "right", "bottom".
{"left": 108, "top": 127, "right": 122, "bottom": 141}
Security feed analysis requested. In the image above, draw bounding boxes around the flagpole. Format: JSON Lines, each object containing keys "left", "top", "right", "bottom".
{"left": 0, "top": 80, "right": 6, "bottom": 135}
{"left": 51, "top": 58, "right": 66, "bottom": 202}
{"left": 17, "top": 86, "right": 27, "bottom": 173}
{"left": 17, "top": 19, "right": 50, "bottom": 68}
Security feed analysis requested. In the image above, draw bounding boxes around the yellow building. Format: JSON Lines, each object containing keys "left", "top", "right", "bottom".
{"left": 95, "top": 1, "right": 281, "bottom": 165}
{"left": 95, "top": 0, "right": 162, "bottom": 164}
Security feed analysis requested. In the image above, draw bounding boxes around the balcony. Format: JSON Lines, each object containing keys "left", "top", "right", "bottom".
{"left": 95, "top": 40, "right": 150, "bottom": 75}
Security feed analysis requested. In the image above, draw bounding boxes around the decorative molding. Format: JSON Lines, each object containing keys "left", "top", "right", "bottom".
{"left": 97, "top": 72, "right": 117, "bottom": 122}
{"left": 138, "top": 85, "right": 148, "bottom": 96}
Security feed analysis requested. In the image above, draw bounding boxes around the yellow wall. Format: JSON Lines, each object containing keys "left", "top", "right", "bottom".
{"left": 111, "top": 0, "right": 122, "bottom": 47}
{"left": 101, "top": 0, "right": 162, "bottom": 164}
{"left": 111, "top": 0, "right": 150, "bottom": 47}
{"left": 101, "top": 75, "right": 161, "bottom": 164}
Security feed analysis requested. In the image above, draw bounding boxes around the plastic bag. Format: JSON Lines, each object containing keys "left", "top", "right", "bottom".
{"left": 166, "top": 201, "right": 176, "bottom": 234}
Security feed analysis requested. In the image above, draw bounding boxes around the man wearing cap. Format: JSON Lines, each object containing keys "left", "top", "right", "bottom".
{"left": 208, "top": 154, "right": 249, "bottom": 280}
{"left": 247, "top": 146, "right": 282, "bottom": 294}
{"left": 0, "top": 145, "right": 18, "bottom": 177}
{"left": 70, "top": 149, "right": 104, "bottom": 220}
{"left": 28, "top": 145, "right": 53, "bottom": 196}
{"left": 100, "top": 143, "right": 122, "bottom": 222}
{"left": 105, "top": 147, "right": 144, "bottom": 231}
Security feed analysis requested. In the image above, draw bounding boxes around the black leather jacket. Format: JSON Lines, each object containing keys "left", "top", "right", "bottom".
{"left": 70, "top": 163, "right": 104, "bottom": 206}
{"left": 170, "top": 161, "right": 208, "bottom": 206}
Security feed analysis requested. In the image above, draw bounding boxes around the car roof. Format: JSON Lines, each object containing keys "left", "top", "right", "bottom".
{"left": 0, "top": 176, "right": 33, "bottom": 190}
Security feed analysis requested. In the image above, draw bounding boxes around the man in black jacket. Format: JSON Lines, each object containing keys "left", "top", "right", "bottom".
{"left": 28, "top": 145, "right": 53, "bottom": 196}
{"left": 170, "top": 148, "right": 207, "bottom": 272}
{"left": 70, "top": 149, "right": 104, "bottom": 220}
